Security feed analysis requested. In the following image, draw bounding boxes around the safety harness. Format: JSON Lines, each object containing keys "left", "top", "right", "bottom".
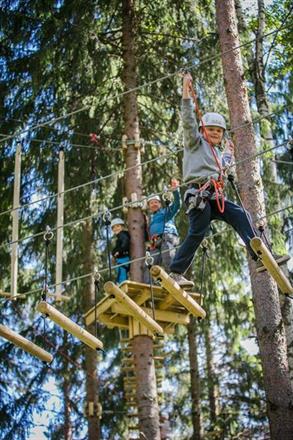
{"left": 188, "top": 79, "right": 225, "bottom": 213}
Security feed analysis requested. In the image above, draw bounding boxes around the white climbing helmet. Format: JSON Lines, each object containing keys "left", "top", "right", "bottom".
{"left": 147, "top": 194, "right": 161, "bottom": 204}
{"left": 199, "top": 112, "right": 226, "bottom": 130}
{"left": 111, "top": 218, "right": 125, "bottom": 228}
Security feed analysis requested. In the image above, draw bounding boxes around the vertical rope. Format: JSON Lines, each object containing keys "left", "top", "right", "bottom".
{"left": 94, "top": 272, "right": 101, "bottom": 338}
{"left": 227, "top": 174, "right": 258, "bottom": 236}
{"left": 145, "top": 252, "right": 156, "bottom": 320}
{"left": 102, "top": 210, "right": 112, "bottom": 279}
{"left": 199, "top": 241, "right": 208, "bottom": 306}
{"left": 42, "top": 226, "right": 54, "bottom": 335}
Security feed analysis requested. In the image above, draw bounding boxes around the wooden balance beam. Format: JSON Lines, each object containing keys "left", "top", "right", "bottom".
{"left": 37, "top": 302, "right": 103, "bottom": 350}
{"left": 250, "top": 237, "right": 293, "bottom": 295}
{"left": 104, "top": 282, "right": 164, "bottom": 335}
{"left": 0, "top": 324, "right": 53, "bottom": 363}
{"left": 150, "top": 266, "right": 206, "bottom": 319}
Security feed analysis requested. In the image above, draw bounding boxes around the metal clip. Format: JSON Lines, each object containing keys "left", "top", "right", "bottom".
{"left": 43, "top": 225, "right": 54, "bottom": 241}
{"left": 145, "top": 251, "right": 154, "bottom": 267}
{"left": 102, "top": 209, "right": 112, "bottom": 225}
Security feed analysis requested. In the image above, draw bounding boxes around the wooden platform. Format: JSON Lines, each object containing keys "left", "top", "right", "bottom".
{"left": 84, "top": 279, "right": 204, "bottom": 335}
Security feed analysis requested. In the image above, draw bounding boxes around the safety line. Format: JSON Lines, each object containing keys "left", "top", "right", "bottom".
{"left": 0, "top": 109, "right": 288, "bottom": 219}
{"left": 4, "top": 138, "right": 290, "bottom": 248}
{"left": 4, "top": 203, "right": 292, "bottom": 299}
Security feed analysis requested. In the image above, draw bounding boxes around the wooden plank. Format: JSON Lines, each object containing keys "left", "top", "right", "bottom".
{"left": 250, "top": 237, "right": 293, "bottom": 295}
{"left": 83, "top": 297, "right": 116, "bottom": 326}
{"left": 159, "top": 291, "right": 201, "bottom": 311}
{"left": 99, "top": 314, "right": 129, "bottom": 329}
{"left": 55, "top": 149, "right": 65, "bottom": 301}
{"left": 111, "top": 303, "right": 189, "bottom": 325}
{"left": 150, "top": 266, "right": 206, "bottom": 319}
{"left": 104, "top": 282, "right": 164, "bottom": 335}
{"left": 0, "top": 324, "right": 53, "bottom": 363}
{"left": 0, "top": 290, "right": 25, "bottom": 300}
{"left": 37, "top": 301, "right": 103, "bottom": 350}
{"left": 11, "top": 143, "right": 21, "bottom": 298}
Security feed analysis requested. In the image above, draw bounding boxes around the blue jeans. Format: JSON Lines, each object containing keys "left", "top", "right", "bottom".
{"left": 170, "top": 199, "right": 257, "bottom": 274}
{"left": 115, "top": 256, "right": 130, "bottom": 284}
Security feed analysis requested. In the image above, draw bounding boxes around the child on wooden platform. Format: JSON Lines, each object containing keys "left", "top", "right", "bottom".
{"left": 144, "top": 178, "right": 181, "bottom": 282}
{"left": 111, "top": 218, "right": 130, "bottom": 284}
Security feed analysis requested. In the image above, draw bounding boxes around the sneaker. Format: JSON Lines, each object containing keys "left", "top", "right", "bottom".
{"left": 256, "top": 254, "right": 290, "bottom": 273}
{"left": 169, "top": 272, "right": 195, "bottom": 289}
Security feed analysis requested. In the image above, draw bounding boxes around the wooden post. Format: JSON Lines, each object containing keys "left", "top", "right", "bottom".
{"left": 104, "top": 282, "right": 164, "bottom": 335}
{"left": 36, "top": 301, "right": 103, "bottom": 350}
{"left": 56, "top": 148, "right": 65, "bottom": 301}
{"left": 150, "top": 266, "right": 206, "bottom": 319}
{"left": 0, "top": 324, "right": 53, "bottom": 363}
{"left": 250, "top": 237, "right": 293, "bottom": 295}
{"left": 11, "top": 143, "right": 21, "bottom": 298}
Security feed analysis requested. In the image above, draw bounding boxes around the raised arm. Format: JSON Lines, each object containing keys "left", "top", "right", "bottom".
{"left": 182, "top": 73, "right": 201, "bottom": 150}
{"left": 164, "top": 178, "right": 182, "bottom": 220}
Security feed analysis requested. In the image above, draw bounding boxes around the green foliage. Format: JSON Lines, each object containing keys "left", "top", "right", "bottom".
{"left": 0, "top": 0, "right": 291, "bottom": 438}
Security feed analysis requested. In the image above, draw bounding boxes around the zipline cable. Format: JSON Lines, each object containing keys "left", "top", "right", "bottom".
{"left": 4, "top": 139, "right": 291, "bottom": 249}
{"left": 0, "top": 111, "right": 290, "bottom": 220}
{"left": 4, "top": 203, "right": 292, "bottom": 300}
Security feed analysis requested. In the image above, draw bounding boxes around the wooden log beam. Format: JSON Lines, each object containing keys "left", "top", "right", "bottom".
{"left": 55, "top": 149, "right": 65, "bottom": 301}
{"left": 150, "top": 266, "right": 206, "bottom": 319}
{"left": 111, "top": 303, "right": 190, "bottom": 325}
{"left": 250, "top": 238, "right": 293, "bottom": 295}
{"left": 37, "top": 301, "right": 103, "bottom": 350}
{"left": 83, "top": 296, "right": 116, "bottom": 326}
{"left": 104, "top": 282, "right": 164, "bottom": 335}
{"left": 0, "top": 324, "right": 53, "bottom": 363}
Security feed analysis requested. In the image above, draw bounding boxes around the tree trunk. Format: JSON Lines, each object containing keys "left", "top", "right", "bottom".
{"left": 254, "top": 0, "right": 293, "bottom": 385}
{"left": 215, "top": 1, "right": 293, "bottom": 438}
{"left": 121, "top": 0, "right": 160, "bottom": 438}
{"left": 187, "top": 317, "right": 202, "bottom": 440}
{"left": 82, "top": 219, "right": 100, "bottom": 440}
{"left": 203, "top": 319, "right": 218, "bottom": 426}
{"left": 254, "top": 0, "right": 277, "bottom": 182}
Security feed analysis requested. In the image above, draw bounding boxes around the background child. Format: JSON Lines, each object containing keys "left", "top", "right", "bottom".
{"left": 111, "top": 218, "right": 130, "bottom": 284}
{"left": 144, "top": 178, "right": 181, "bottom": 282}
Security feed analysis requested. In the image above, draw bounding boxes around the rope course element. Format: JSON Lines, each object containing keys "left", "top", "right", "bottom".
{"left": 0, "top": 112, "right": 290, "bottom": 222}
{"left": 0, "top": 25, "right": 290, "bottom": 146}
{"left": 3, "top": 203, "right": 291, "bottom": 301}
{"left": 4, "top": 139, "right": 291, "bottom": 249}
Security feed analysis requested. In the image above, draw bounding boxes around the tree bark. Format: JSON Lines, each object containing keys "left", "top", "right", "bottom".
{"left": 254, "top": 0, "right": 293, "bottom": 385}
{"left": 254, "top": 0, "right": 277, "bottom": 182}
{"left": 121, "top": 1, "right": 160, "bottom": 438}
{"left": 187, "top": 317, "right": 202, "bottom": 440}
{"left": 82, "top": 219, "right": 100, "bottom": 440}
{"left": 215, "top": 1, "right": 293, "bottom": 438}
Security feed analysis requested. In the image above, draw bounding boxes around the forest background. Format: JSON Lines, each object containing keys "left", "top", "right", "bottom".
{"left": 0, "top": 0, "right": 292, "bottom": 439}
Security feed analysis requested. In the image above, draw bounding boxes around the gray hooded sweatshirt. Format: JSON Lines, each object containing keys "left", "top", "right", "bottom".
{"left": 182, "top": 98, "right": 223, "bottom": 183}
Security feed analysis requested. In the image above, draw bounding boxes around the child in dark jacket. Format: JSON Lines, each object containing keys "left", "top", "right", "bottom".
{"left": 111, "top": 218, "right": 130, "bottom": 284}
